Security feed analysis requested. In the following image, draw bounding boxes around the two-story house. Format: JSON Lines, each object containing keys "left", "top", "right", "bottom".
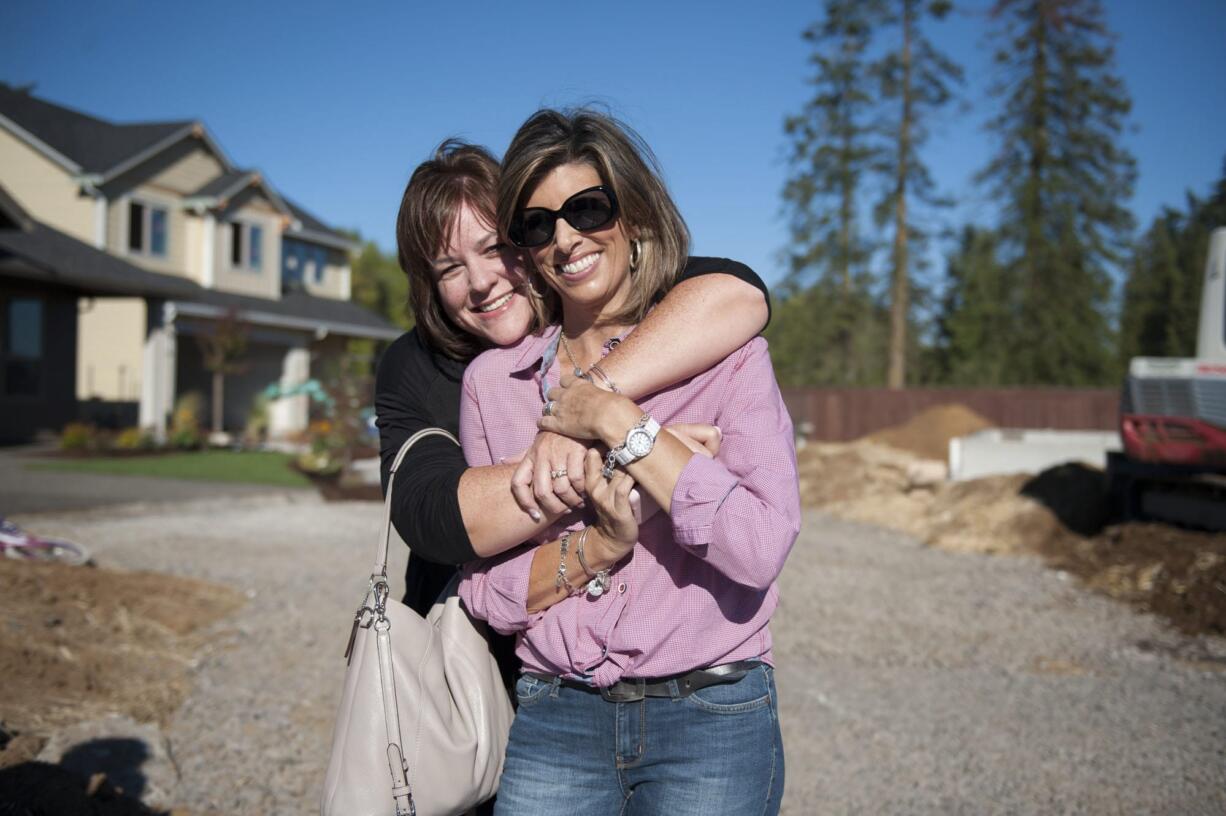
{"left": 0, "top": 83, "right": 400, "bottom": 443}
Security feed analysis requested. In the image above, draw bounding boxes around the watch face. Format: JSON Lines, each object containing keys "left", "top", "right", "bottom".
{"left": 626, "top": 429, "right": 654, "bottom": 458}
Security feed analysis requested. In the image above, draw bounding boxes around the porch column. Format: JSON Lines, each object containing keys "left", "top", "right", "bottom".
{"left": 139, "top": 300, "right": 177, "bottom": 441}
{"left": 269, "top": 343, "right": 310, "bottom": 439}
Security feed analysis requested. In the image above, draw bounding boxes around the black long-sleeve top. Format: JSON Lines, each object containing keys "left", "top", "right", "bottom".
{"left": 375, "top": 257, "right": 768, "bottom": 615}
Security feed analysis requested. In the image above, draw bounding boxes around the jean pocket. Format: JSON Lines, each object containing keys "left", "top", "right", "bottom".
{"left": 514, "top": 674, "right": 552, "bottom": 708}
{"left": 685, "top": 665, "right": 773, "bottom": 714}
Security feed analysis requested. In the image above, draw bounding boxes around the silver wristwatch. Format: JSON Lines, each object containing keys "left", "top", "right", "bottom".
{"left": 603, "top": 414, "right": 660, "bottom": 478}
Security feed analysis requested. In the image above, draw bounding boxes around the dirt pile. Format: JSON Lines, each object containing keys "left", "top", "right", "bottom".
{"left": 865, "top": 403, "right": 994, "bottom": 461}
{"left": 0, "top": 559, "right": 245, "bottom": 763}
{"left": 798, "top": 438, "right": 1226, "bottom": 637}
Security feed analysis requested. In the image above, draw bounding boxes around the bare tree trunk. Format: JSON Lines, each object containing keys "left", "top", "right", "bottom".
{"left": 212, "top": 370, "right": 224, "bottom": 434}
{"left": 887, "top": 0, "right": 914, "bottom": 390}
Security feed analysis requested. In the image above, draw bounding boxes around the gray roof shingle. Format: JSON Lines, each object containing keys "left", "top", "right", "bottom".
{"left": 0, "top": 83, "right": 192, "bottom": 174}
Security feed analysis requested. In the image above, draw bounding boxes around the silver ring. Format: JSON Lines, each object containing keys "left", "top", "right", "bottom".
{"left": 542, "top": 400, "right": 556, "bottom": 417}
{"left": 550, "top": 468, "right": 568, "bottom": 480}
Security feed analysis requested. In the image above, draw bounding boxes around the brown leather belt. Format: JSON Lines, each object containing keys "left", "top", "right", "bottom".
{"left": 526, "top": 660, "right": 759, "bottom": 703}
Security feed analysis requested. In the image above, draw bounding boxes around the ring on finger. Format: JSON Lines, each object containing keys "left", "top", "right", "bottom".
{"left": 542, "top": 400, "right": 557, "bottom": 417}
{"left": 550, "top": 468, "right": 568, "bottom": 480}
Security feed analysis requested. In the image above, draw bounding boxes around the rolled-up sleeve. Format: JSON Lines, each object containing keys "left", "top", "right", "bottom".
{"left": 669, "top": 339, "right": 801, "bottom": 591}
{"left": 458, "top": 544, "right": 541, "bottom": 634}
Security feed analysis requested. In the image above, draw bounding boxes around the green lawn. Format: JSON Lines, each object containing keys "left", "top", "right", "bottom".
{"left": 31, "top": 450, "right": 312, "bottom": 487}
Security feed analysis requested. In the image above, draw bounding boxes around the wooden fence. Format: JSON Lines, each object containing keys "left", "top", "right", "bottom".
{"left": 779, "top": 387, "right": 1120, "bottom": 442}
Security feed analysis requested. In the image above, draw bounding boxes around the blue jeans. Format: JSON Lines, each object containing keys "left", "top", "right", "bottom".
{"left": 493, "top": 664, "right": 784, "bottom": 816}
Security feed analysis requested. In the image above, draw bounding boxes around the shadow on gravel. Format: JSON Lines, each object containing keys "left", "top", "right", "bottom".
{"left": 0, "top": 756, "right": 168, "bottom": 816}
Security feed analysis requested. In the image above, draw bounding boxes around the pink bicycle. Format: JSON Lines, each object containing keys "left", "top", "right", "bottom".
{"left": 0, "top": 517, "right": 91, "bottom": 566}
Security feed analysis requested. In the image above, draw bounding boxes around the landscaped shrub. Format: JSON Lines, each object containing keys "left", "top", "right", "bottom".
{"left": 172, "top": 391, "right": 205, "bottom": 434}
{"left": 243, "top": 392, "right": 270, "bottom": 446}
{"left": 60, "top": 422, "right": 98, "bottom": 452}
{"left": 169, "top": 426, "right": 203, "bottom": 450}
{"left": 114, "top": 427, "right": 155, "bottom": 451}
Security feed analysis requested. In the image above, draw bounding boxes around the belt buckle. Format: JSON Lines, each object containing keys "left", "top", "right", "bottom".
{"left": 600, "top": 678, "right": 646, "bottom": 703}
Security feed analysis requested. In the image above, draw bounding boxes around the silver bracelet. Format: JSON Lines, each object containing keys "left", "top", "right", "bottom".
{"left": 555, "top": 530, "right": 572, "bottom": 590}
{"left": 588, "top": 363, "right": 621, "bottom": 394}
{"left": 574, "top": 527, "right": 612, "bottom": 597}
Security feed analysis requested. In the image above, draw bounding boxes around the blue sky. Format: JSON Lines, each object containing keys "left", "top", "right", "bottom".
{"left": 2, "top": 0, "right": 1223, "bottom": 290}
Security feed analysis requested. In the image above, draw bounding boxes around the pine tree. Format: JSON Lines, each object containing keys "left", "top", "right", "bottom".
{"left": 1120, "top": 160, "right": 1226, "bottom": 363}
{"left": 781, "top": 0, "right": 883, "bottom": 384}
{"left": 979, "top": 0, "right": 1135, "bottom": 385}
{"left": 934, "top": 225, "right": 1013, "bottom": 384}
{"left": 872, "top": 0, "right": 962, "bottom": 388}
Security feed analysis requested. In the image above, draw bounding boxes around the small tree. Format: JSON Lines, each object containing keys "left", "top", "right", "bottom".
{"left": 196, "top": 308, "right": 250, "bottom": 435}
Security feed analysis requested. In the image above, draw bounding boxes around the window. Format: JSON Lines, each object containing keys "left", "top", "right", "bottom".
{"left": 127, "top": 200, "right": 168, "bottom": 257}
{"left": 3, "top": 298, "right": 43, "bottom": 396}
{"left": 313, "top": 246, "right": 327, "bottom": 282}
{"left": 230, "top": 221, "right": 263, "bottom": 271}
{"left": 281, "top": 239, "right": 328, "bottom": 288}
{"left": 250, "top": 225, "right": 263, "bottom": 270}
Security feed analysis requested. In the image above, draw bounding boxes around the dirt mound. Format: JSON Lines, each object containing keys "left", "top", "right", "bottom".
{"left": 1036, "top": 522, "right": 1226, "bottom": 637}
{"left": 799, "top": 441, "right": 1226, "bottom": 636}
{"left": 0, "top": 559, "right": 245, "bottom": 743}
{"left": 865, "top": 403, "right": 994, "bottom": 461}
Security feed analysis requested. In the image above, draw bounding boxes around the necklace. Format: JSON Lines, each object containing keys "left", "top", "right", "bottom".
{"left": 559, "top": 333, "right": 586, "bottom": 379}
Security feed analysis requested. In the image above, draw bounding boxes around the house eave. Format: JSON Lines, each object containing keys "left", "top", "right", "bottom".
{"left": 0, "top": 111, "right": 83, "bottom": 174}
{"left": 169, "top": 299, "right": 399, "bottom": 341}
{"left": 286, "top": 226, "right": 359, "bottom": 253}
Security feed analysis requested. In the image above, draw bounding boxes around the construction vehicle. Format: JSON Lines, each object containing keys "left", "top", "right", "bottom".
{"left": 1110, "top": 227, "right": 1226, "bottom": 530}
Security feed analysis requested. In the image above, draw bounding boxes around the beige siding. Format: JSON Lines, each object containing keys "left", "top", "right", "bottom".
{"left": 213, "top": 198, "right": 282, "bottom": 300}
{"left": 107, "top": 187, "right": 190, "bottom": 278}
{"left": 183, "top": 214, "right": 203, "bottom": 284}
{"left": 77, "top": 298, "right": 146, "bottom": 401}
{"left": 0, "top": 126, "right": 95, "bottom": 242}
{"left": 145, "top": 143, "right": 225, "bottom": 194}
{"left": 303, "top": 246, "right": 350, "bottom": 301}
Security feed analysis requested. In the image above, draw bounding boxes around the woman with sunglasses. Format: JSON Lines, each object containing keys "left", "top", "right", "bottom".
{"left": 379, "top": 140, "right": 769, "bottom": 623}
{"left": 458, "top": 109, "right": 799, "bottom": 815}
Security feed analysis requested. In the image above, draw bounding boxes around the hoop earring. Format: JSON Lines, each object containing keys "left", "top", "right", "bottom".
{"left": 628, "top": 238, "right": 642, "bottom": 273}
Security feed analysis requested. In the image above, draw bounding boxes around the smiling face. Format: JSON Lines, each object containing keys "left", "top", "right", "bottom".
{"left": 431, "top": 202, "right": 535, "bottom": 348}
{"left": 523, "top": 162, "right": 635, "bottom": 322}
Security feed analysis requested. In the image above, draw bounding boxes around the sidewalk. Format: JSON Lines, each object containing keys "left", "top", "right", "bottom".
{"left": 0, "top": 444, "right": 312, "bottom": 514}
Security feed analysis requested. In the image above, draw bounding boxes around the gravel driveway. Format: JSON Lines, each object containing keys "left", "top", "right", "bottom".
{"left": 17, "top": 497, "right": 1226, "bottom": 815}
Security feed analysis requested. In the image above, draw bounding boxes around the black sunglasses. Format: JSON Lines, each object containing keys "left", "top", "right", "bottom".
{"left": 508, "top": 185, "right": 620, "bottom": 248}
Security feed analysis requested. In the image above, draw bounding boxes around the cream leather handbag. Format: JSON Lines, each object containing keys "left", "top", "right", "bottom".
{"left": 321, "top": 428, "right": 513, "bottom": 816}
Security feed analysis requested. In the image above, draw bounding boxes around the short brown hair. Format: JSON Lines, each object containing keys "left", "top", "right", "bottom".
{"left": 395, "top": 140, "right": 499, "bottom": 361}
{"left": 497, "top": 109, "right": 690, "bottom": 327}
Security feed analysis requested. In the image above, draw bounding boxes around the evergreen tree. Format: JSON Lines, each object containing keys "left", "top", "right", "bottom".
{"left": 979, "top": 0, "right": 1135, "bottom": 385}
{"left": 1120, "top": 161, "right": 1226, "bottom": 362}
{"left": 349, "top": 238, "right": 412, "bottom": 331}
{"left": 933, "top": 225, "right": 1013, "bottom": 384}
{"left": 872, "top": 0, "right": 962, "bottom": 388}
{"left": 765, "top": 282, "right": 889, "bottom": 387}
{"left": 781, "top": 0, "right": 883, "bottom": 384}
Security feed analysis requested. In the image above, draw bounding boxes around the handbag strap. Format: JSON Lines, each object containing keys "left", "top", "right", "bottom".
{"left": 375, "top": 427, "right": 461, "bottom": 577}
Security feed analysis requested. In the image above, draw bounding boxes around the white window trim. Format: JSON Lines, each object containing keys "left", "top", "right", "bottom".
{"left": 122, "top": 192, "right": 172, "bottom": 260}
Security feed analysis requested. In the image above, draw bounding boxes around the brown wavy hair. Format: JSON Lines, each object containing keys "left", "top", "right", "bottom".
{"left": 497, "top": 109, "right": 690, "bottom": 327}
{"left": 396, "top": 140, "right": 536, "bottom": 361}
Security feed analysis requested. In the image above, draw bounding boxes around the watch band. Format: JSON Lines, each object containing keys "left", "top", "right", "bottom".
{"left": 603, "top": 414, "right": 659, "bottom": 478}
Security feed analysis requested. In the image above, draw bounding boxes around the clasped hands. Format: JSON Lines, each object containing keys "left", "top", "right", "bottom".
{"left": 511, "top": 372, "right": 721, "bottom": 523}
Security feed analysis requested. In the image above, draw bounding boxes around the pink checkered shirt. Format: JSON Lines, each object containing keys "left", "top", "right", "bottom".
{"left": 457, "top": 325, "right": 801, "bottom": 687}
